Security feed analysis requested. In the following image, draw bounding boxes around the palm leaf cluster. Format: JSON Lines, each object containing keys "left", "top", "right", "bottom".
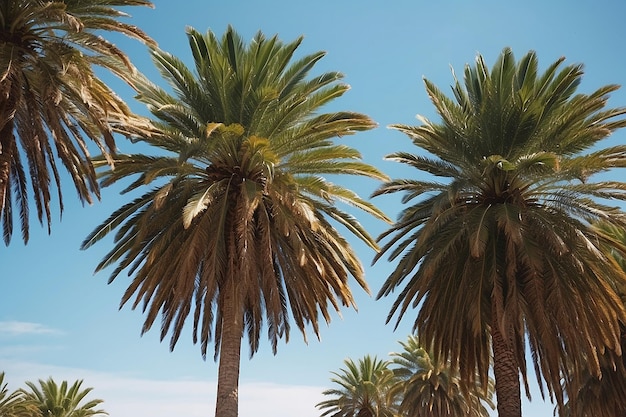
{"left": 317, "top": 336, "right": 494, "bottom": 417}
{"left": 20, "top": 378, "right": 106, "bottom": 417}
{"left": 0, "top": 372, "right": 22, "bottom": 417}
{"left": 559, "top": 222, "right": 626, "bottom": 417}
{"left": 373, "top": 47, "right": 626, "bottom": 416}
{"left": 0, "top": 373, "right": 106, "bottom": 417}
{"left": 318, "top": 355, "right": 397, "bottom": 417}
{"left": 0, "top": 0, "right": 154, "bottom": 244}
{"left": 561, "top": 350, "right": 626, "bottom": 417}
{"left": 389, "top": 336, "right": 494, "bottom": 417}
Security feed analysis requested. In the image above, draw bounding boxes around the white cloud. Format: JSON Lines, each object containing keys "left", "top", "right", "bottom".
{"left": 1, "top": 361, "right": 325, "bottom": 417}
{"left": 0, "top": 321, "right": 63, "bottom": 336}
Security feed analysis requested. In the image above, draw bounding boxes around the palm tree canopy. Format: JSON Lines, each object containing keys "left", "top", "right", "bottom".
{"left": 82, "top": 26, "right": 390, "bottom": 359}
{"left": 0, "top": 0, "right": 154, "bottom": 244}
{"left": 317, "top": 355, "right": 398, "bottom": 417}
{"left": 373, "top": 47, "right": 626, "bottom": 406}
{"left": 19, "top": 377, "right": 107, "bottom": 417}
{"left": 0, "top": 372, "right": 23, "bottom": 417}
{"left": 389, "top": 335, "right": 494, "bottom": 417}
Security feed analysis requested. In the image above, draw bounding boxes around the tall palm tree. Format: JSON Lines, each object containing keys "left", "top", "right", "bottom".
{"left": 373, "top": 48, "right": 626, "bottom": 417}
{"left": 317, "top": 355, "right": 399, "bottom": 417}
{"left": 388, "top": 335, "right": 494, "bottom": 417}
{"left": 0, "top": 0, "right": 154, "bottom": 245}
{"left": 81, "top": 26, "right": 390, "bottom": 417}
{"left": 19, "top": 377, "right": 106, "bottom": 417}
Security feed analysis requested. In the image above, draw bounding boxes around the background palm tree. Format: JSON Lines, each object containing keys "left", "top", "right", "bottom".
{"left": 558, "top": 222, "right": 626, "bottom": 417}
{"left": 317, "top": 355, "right": 399, "bottom": 417}
{"left": 388, "top": 335, "right": 494, "bottom": 417}
{"left": 373, "top": 48, "right": 626, "bottom": 417}
{"left": 19, "top": 377, "right": 106, "bottom": 417}
{"left": 0, "top": 372, "right": 23, "bottom": 417}
{"left": 559, "top": 348, "right": 626, "bottom": 417}
{"left": 81, "top": 26, "right": 390, "bottom": 417}
{"left": 0, "top": 0, "right": 154, "bottom": 245}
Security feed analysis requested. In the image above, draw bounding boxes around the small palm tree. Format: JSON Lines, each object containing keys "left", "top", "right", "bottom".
{"left": 373, "top": 48, "right": 626, "bottom": 417}
{"left": 389, "top": 335, "right": 494, "bottom": 417}
{"left": 317, "top": 356, "right": 399, "bottom": 417}
{"left": 0, "top": 0, "right": 154, "bottom": 244}
{"left": 0, "top": 372, "right": 23, "bottom": 417}
{"left": 82, "top": 26, "right": 390, "bottom": 417}
{"left": 19, "top": 377, "right": 107, "bottom": 417}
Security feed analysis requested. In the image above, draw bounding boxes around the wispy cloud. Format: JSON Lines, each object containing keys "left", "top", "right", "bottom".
{"left": 0, "top": 321, "right": 63, "bottom": 336}
{"left": 2, "top": 361, "right": 325, "bottom": 417}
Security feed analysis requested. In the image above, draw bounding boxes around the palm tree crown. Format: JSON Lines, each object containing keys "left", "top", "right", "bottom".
{"left": 19, "top": 377, "right": 107, "bottom": 417}
{"left": 317, "top": 355, "right": 398, "bottom": 417}
{"left": 0, "top": 372, "right": 23, "bottom": 417}
{"left": 388, "top": 335, "right": 494, "bottom": 417}
{"left": 82, "top": 26, "right": 389, "bottom": 417}
{"left": 373, "top": 48, "right": 626, "bottom": 417}
{"left": 0, "top": 0, "right": 154, "bottom": 244}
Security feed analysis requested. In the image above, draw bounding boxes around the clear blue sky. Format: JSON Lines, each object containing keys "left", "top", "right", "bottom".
{"left": 3, "top": 1, "right": 626, "bottom": 416}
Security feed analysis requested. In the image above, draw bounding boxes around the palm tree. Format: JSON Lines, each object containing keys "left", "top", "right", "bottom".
{"left": 373, "top": 48, "right": 626, "bottom": 417}
{"left": 317, "top": 355, "right": 399, "bottom": 417}
{"left": 81, "top": 26, "right": 390, "bottom": 417}
{"left": 19, "top": 377, "right": 106, "bottom": 417}
{"left": 0, "top": 0, "right": 155, "bottom": 245}
{"left": 0, "top": 372, "right": 23, "bottom": 417}
{"left": 388, "top": 335, "right": 494, "bottom": 417}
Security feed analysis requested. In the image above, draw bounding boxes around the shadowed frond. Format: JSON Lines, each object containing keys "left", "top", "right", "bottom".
{"left": 388, "top": 335, "right": 495, "bottom": 417}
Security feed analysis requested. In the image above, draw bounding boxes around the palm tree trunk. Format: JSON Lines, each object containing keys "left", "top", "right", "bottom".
{"left": 214, "top": 275, "right": 243, "bottom": 417}
{"left": 491, "top": 302, "right": 522, "bottom": 417}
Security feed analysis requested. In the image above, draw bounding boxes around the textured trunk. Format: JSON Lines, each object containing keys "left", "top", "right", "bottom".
{"left": 214, "top": 275, "right": 243, "bottom": 417}
{"left": 491, "top": 303, "right": 522, "bottom": 417}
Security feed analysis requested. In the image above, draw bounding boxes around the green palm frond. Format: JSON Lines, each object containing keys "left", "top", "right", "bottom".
{"left": 19, "top": 377, "right": 107, "bottom": 417}
{"left": 317, "top": 356, "right": 399, "bottom": 417}
{"left": 0, "top": 372, "right": 25, "bottom": 417}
